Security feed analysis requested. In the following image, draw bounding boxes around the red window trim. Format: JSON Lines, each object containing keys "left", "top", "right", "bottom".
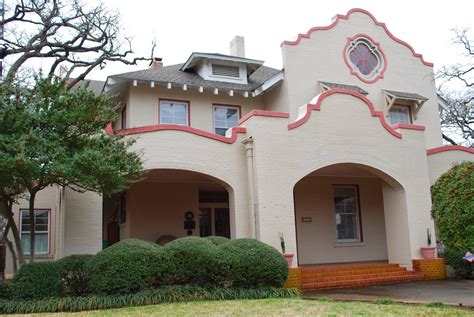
{"left": 212, "top": 103, "right": 242, "bottom": 135}
{"left": 18, "top": 208, "right": 52, "bottom": 256}
{"left": 332, "top": 184, "right": 363, "bottom": 243}
{"left": 158, "top": 98, "right": 191, "bottom": 126}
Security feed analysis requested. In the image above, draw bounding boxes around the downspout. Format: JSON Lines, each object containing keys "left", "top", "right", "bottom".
{"left": 242, "top": 137, "right": 259, "bottom": 239}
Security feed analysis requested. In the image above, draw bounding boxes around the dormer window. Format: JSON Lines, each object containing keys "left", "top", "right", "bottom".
{"left": 389, "top": 105, "right": 412, "bottom": 125}
{"left": 211, "top": 64, "right": 240, "bottom": 78}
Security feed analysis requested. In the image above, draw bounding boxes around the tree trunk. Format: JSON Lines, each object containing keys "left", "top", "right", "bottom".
{"left": 28, "top": 191, "right": 37, "bottom": 262}
{"left": 0, "top": 200, "right": 25, "bottom": 268}
{"left": 3, "top": 224, "right": 18, "bottom": 274}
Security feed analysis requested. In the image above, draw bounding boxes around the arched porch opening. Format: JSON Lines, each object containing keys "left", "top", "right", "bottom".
{"left": 293, "top": 163, "right": 412, "bottom": 268}
{"left": 103, "top": 169, "right": 235, "bottom": 247}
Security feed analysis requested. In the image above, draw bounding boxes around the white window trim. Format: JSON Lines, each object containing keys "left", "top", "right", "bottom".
{"left": 159, "top": 100, "right": 190, "bottom": 126}
{"left": 19, "top": 209, "right": 50, "bottom": 255}
{"left": 213, "top": 104, "right": 240, "bottom": 135}
{"left": 333, "top": 185, "right": 362, "bottom": 243}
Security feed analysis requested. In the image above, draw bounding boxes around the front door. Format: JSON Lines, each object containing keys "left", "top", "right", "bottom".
{"left": 198, "top": 190, "right": 230, "bottom": 238}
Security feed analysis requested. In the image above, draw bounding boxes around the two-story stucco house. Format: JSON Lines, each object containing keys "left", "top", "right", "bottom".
{"left": 7, "top": 8, "right": 473, "bottom": 283}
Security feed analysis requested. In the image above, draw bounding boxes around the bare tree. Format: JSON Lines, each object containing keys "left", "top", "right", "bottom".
{"left": 0, "top": 0, "right": 155, "bottom": 88}
{"left": 437, "top": 29, "right": 473, "bottom": 147}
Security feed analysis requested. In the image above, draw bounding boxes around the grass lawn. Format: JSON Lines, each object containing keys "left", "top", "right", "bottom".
{"left": 28, "top": 298, "right": 473, "bottom": 316}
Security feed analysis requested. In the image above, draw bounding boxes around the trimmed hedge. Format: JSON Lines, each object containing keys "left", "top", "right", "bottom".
{"left": 10, "top": 261, "right": 63, "bottom": 300}
{"left": 205, "top": 236, "right": 230, "bottom": 246}
{"left": 163, "top": 237, "right": 231, "bottom": 286}
{"left": 0, "top": 286, "right": 300, "bottom": 314}
{"left": 86, "top": 239, "right": 169, "bottom": 295}
{"left": 220, "top": 239, "right": 288, "bottom": 288}
{"left": 444, "top": 248, "right": 473, "bottom": 279}
{"left": 58, "top": 254, "right": 94, "bottom": 296}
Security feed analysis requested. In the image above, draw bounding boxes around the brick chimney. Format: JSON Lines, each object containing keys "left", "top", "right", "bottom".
{"left": 230, "top": 36, "right": 245, "bottom": 58}
{"left": 149, "top": 57, "right": 163, "bottom": 69}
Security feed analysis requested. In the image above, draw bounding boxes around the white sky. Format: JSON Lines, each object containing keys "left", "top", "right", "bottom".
{"left": 88, "top": 0, "right": 474, "bottom": 81}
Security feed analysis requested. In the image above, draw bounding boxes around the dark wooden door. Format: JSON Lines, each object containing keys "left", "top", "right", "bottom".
{"left": 214, "top": 208, "right": 230, "bottom": 238}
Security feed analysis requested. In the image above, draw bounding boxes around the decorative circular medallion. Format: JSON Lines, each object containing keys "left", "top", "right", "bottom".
{"left": 344, "top": 34, "right": 386, "bottom": 83}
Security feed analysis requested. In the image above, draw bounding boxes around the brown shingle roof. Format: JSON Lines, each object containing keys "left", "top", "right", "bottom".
{"left": 109, "top": 64, "right": 281, "bottom": 92}
{"left": 383, "top": 89, "right": 428, "bottom": 101}
{"left": 319, "top": 81, "right": 369, "bottom": 95}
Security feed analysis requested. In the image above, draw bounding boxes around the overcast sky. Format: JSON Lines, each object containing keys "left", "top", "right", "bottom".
{"left": 89, "top": 0, "right": 474, "bottom": 81}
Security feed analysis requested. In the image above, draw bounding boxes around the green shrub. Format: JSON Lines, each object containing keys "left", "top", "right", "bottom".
{"left": 205, "top": 236, "right": 230, "bottom": 246}
{"left": 431, "top": 162, "right": 474, "bottom": 251}
{"left": 86, "top": 239, "right": 168, "bottom": 295}
{"left": 163, "top": 237, "right": 231, "bottom": 286}
{"left": 444, "top": 248, "right": 473, "bottom": 279}
{"left": 0, "top": 282, "right": 11, "bottom": 300}
{"left": 373, "top": 298, "right": 395, "bottom": 305}
{"left": 0, "top": 286, "right": 300, "bottom": 314}
{"left": 10, "top": 261, "right": 63, "bottom": 300}
{"left": 57, "top": 254, "right": 94, "bottom": 296}
{"left": 220, "top": 238, "right": 288, "bottom": 288}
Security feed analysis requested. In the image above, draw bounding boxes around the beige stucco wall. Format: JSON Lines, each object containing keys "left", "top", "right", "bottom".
{"left": 427, "top": 150, "right": 474, "bottom": 185}
{"left": 295, "top": 176, "right": 388, "bottom": 265}
{"left": 64, "top": 188, "right": 102, "bottom": 256}
{"left": 241, "top": 92, "right": 435, "bottom": 268}
{"left": 271, "top": 10, "right": 442, "bottom": 149}
{"left": 126, "top": 84, "right": 264, "bottom": 132}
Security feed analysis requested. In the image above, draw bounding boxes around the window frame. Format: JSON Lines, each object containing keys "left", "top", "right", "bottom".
{"left": 121, "top": 104, "right": 127, "bottom": 130}
{"left": 212, "top": 104, "right": 241, "bottom": 136}
{"left": 19, "top": 208, "right": 51, "bottom": 255}
{"left": 158, "top": 98, "right": 191, "bottom": 126}
{"left": 332, "top": 185, "right": 363, "bottom": 243}
{"left": 389, "top": 104, "right": 413, "bottom": 125}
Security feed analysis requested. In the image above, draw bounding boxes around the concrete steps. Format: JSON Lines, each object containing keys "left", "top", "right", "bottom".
{"left": 301, "top": 263, "right": 424, "bottom": 292}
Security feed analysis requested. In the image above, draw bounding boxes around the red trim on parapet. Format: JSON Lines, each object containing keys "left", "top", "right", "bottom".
{"left": 281, "top": 8, "right": 433, "bottom": 67}
{"left": 238, "top": 110, "right": 290, "bottom": 125}
{"left": 426, "top": 146, "right": 474, "bottom": 155}
{"left": 342, "top": 33, "right": 388, "bottom": 84}
{"left": 110, "top": 124, "right": 246, "bottom": 144}
{"left": 391, "top": 123, "right": 426, "bottom": 131}
{"left": 287, "top": 89, "right": 403, "bottom": 139}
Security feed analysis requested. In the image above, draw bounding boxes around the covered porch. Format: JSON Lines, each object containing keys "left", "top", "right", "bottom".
{"left": 102, "top": 169, "right": 235, "bottom": 247}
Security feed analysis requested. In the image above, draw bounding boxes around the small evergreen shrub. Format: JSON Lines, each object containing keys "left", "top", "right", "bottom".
{"left": 86, "top": 239, "right": 168, "bottom": 295}
{"left": 57, "top": 254, "right": 94, "bottom": 296}
{"left": 0, "top": 282, "right": 11, "bottom": 300}
{"left": 220, "top": 238, "right": 288, "bottom": 288}
{"left": 444, "top": 248, "right": 473, "bottom": 279}
{"left": 10, "top": 261, "right": 63, "bottom": 300}
{"left": 205, "top": 236, "right": 230, "bottom": 246}
{"left": 163, "top": 237, "right": 231, "bottom": 286}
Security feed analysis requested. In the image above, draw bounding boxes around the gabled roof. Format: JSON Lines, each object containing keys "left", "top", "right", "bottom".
{"left": 108, "top": 63, "right": 281, "bottom": 93}
{"left": 319, "top": 81, "right": 368, "bottom": 95}
{"left": 383, "top": 89, "right": 428, "bottom": 101}
{"left": 180, "top": 52, "right": 263, "bottom": 75}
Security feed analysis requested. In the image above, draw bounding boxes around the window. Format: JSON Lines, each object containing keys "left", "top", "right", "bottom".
{"left": 344, "top": 35, "right": 386, "bottom": 83}
{"left": 159, "top": 100, "right": 189, "bottom": 125}
{"left": 121, "top": 105, "right": 127, "bottom": 129}
{"left": 389, "top": 105, "right": 412, "bottom": 124}
{"left": 211, "top": 64, "right": 240, "bottom": 78}
{"left": 213, "top": 105, "right": 240, "bottom": 136}
{"left": 333, "top": 186, "right": 361, "bottom": 242}
{"left": 20, "top": 209, "right": 50, "bottom": 255}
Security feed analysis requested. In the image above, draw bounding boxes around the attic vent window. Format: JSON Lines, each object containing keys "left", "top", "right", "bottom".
{"left": 212, "top": 64, "right": 240, "bottom": 78}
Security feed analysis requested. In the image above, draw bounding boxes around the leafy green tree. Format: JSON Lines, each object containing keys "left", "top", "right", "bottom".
{"left": 0, "top": 79, "right": 143, "bottom": 262}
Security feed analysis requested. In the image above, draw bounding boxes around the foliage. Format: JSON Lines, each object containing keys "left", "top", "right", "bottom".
{"left": 431, "top": 162, "right": 474, "bottom": 251}
{"left": 204, "top": 236, "right": 230, "bottom": 246}
{"left": 220, "top": 239, "right": 289, "bottom": 288}
{"left": 0, "top": 282, "right": 11, "bottom": 300}
{"left": 163, "top": 237, "right": 231, "bottom": 286}
{"left": 426, "top": 228, "right": 432, "bottom": 246}
{"left": 10, "top": 261, "right": 63, "bottom": 300}
{"left": 0, "top": 286, "right": 299, "bottom": 314}
{"left": 86, "top": 239, "right": 167, "bottom": 295}
{"left": 278, "top": 232, "right": 285, "bottom": 253}
{"left": 444, "top": 248, "right": 473, "bottom": 279}
{"left": 426, "top": 301, "right": 448, "bottom": 308}
{"left": 373, "top": 298, "right": 395, "bottom": 305}
{"left": 58, "top": 255, "right": 94, "bottom": 296}
{"left": 436, "top": 29, "right": 473, "bottom": 146}
{"left": 0, "top": 79, "right": 143, "bottom": 260}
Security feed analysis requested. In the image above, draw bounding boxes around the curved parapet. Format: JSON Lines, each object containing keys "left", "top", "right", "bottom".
{"left": 427, "top": 145, "right": 474, "bottom": 184}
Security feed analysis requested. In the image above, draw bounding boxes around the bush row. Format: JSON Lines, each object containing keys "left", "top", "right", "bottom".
{"left": 8, "top": 237, "right": 289, "bottom": 299}
{"left": 0, "top": 286, "right": 299, "bottom": 314}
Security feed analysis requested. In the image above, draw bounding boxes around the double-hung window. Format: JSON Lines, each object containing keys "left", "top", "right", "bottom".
{"left": 333, "top": 186, "right": 361, "bottom": 242}
{"left": 213, "top": 105, "right": 240, "bottom": 136}
{"left": 20, "top": 209, "right": 50, "bottom": 255}
{"left": 389, "top": 105, "right": 412, "bottom": 124}
{"left": 159, "top": 100, "right": 189, "bottom": 126}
